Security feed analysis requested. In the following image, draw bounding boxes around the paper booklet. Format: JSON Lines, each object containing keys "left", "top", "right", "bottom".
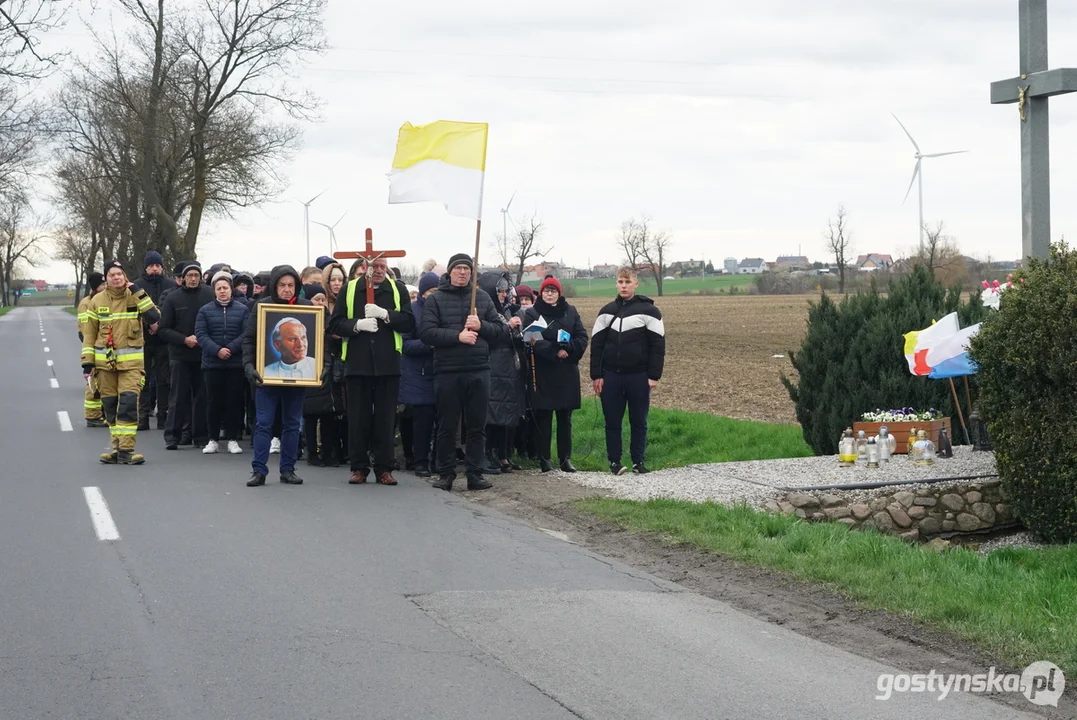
{"left": 522, "top": 316, "right": 548, "bottom": 343}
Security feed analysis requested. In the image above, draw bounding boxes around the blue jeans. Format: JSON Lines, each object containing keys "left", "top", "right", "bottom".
{"left": 252, "top": 385, "right": 304, "bottom": 476}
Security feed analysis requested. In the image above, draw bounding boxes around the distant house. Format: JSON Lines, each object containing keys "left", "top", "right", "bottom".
{"left": 723, "top": 257, "right": 739, "bottom": 274}
{"left": 856, "top": 253, "right": 894, "bottom": 272}
{"left": 668, "top": 259, "right": 704, "bottom": 277}
{"left": 775, "top": 255, "right": 810, "bottom": 270}
{"left": 737, "top": 258, "right": 767, "bottom": 275}
{"left": 592, "top": 264, "right": 618, "bottom": 278}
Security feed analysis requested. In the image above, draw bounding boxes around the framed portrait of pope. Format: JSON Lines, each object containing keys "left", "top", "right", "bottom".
{"left": 255, "top": 304, "right": 324, "bottom": 388}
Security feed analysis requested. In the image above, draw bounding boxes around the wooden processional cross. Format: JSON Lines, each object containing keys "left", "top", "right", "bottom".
{"left": 334, "top": 228, "right": 407, "bottom": 303}
{"left": 991, "top": 0, "right": 1077, "bottom": 260}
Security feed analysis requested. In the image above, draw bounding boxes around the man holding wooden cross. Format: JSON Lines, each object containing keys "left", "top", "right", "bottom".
{"left": 329, "top": 230, "right": 415, "bottom": 486}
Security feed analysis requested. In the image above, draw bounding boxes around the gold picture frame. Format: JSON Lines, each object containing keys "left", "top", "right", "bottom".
{"left": 255, "top": 303, "right": 325, "bottom": 388}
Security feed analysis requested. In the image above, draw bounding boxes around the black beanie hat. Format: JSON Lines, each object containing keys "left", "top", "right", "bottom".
{"left": 87, "top": 272, "right": 105, "bottom": 290}
{"left": 302, "top": 283, "right": 325, "bottom": 300}
{"left": 172, "top": 261, "right": 186, "bottom": 277}
{"left": 144, "top": 250, "right": 164, "bottom": 269}
{"left": 103, "top": 260, "right": 125, "bottom": 277}
{"left": 447, "top": 253, "right": 473, "bottom": 271}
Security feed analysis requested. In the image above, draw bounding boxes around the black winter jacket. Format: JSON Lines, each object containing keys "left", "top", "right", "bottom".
{"left": 132, "top": 272, "right": 169, "bottom": 346}
{"left": 327, "top": 277, "right": 414, "bottom": 377}
{"left": 159, "top": 282, "right": 216, "bottom": 362}
{"left": 419, "top": 274, "right": 510, "bottom": 374}
{"left": 194, "top": 299, "right": 250, "bottom": 370}
{"left": 521, "top": 297, "right": 588, "bottom": 411}
{"left": 242, "top": 265, "right": 313, "bottom": 370}
{"left": 398, "top": 298, "right": 435, "bottom": 406}
{"left": 589, "top": 294, "right": 665, "bottom": 381}
{"left": 478, "top": 273, "right": 524, "bottom": 426}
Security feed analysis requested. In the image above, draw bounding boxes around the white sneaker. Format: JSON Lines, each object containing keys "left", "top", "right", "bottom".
{"left": 227, "top": 440, "right": 243, "bottom": 455}
{"left": 202, "top": 440, "right": 219, "bottom": 454}
{"left": 270, "top": 437, "right": 281, "bottom": 454}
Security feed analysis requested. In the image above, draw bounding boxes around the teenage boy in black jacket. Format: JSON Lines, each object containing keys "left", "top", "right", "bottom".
{"left": 590, "top": 266, "right": 665, "bottom": 475}
{"left": 159, "top": 261, "right": 215, "bottom": 450}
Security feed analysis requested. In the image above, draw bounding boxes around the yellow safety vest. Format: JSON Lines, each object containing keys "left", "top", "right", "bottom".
{"left": 342, "top": 278, "right": 403, "bottom": 361}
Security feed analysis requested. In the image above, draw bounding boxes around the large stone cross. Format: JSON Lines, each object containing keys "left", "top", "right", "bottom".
{"left": 991, "top": 0, "right": 1077, "bottom": 260}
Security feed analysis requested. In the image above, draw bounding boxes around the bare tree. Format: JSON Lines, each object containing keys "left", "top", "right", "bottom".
{"left": 55, "top": 223, "right": 98, "bottom": 301}
{"left": 824, "top": 204, "right": 853, "bottom": 294}
{"left": 916, "top": 220, "right": 964, "bottom": 286}
{"left": 508, "top": 213, "right": 549, "bottom": 284}
{"left": 0, "top": 192, "right": 47, "bottom": 305}
{"left": 618, "top": 215, "right": 672, "bottom": 296}
{"left": 0, "top": 0, "right": 69, "bottom": 79}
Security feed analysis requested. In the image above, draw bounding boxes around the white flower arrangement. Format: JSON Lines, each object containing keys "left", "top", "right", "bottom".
{"left": 860, "top": 407, "right": 943, "bottom": 423}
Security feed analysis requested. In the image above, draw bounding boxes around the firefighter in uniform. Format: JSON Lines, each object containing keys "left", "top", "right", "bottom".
{"left": 80, "top": 261, "right": 161, "bottom": 465}
{"left": 77, "top": 272, "right": 107, "bottom": 428}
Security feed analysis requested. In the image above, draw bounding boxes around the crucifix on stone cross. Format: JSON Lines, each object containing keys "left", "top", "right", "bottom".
{"left": 991, "top": 0, "right": 1077, "bottom": 260}
{"left": 334, "top": 228, "right": 407, "bottom": 304}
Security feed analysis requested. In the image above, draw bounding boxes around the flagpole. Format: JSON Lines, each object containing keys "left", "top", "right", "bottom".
{"left": 469, "top": 124, "right": 490, "bottom": 316}
{"left": 948, "top": 378, "right": 970, "bottom": 445}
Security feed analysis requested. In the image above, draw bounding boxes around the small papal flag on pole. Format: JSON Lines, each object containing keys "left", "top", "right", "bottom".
{"left": 387, "top": 120, "right": 488, "bottom": 221}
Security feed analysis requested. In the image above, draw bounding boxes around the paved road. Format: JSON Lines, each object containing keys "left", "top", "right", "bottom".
{"left": 0, "top": 307, "right": 1042, "bottom": 719}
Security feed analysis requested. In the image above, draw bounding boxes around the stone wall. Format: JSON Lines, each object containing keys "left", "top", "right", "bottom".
{"left": 763, "top": 480, "right": 1013, "bottom": 541}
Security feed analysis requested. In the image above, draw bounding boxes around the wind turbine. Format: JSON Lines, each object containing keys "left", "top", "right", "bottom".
{"left": 311, "top": 211, "right": 348, "bottom": 254}
{"left": 892, "top": 114, "right": 967, "bottom": 246}
{"left": 299, "top": 189, "right": 328, "bottom": 266}
{"left": 501, "top": 190, "right": 517, "bottom": 270}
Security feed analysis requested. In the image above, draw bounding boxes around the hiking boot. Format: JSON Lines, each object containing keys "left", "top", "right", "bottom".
{"left": 117, "top": 451, "right": 145, "bottom": 465}
{"left": 414, "top": 464, "right": 432, "bottom": 478}
{"left": 247, "top": 472, "right": 266, "bottom": 487}
{"left": 539, "top": 458, "right": 554, "bottom": 473}
{"left": 100, "top": 450, "right": 118, "bottom": 464}
{"left": 280, "top": 470, "right": 304, "bottom": 485}
{"left": 610, "top": 462, "right": 628, "bottom": 476}
{"left": 377, "top": 471, "right": 398, "bottom": 486}
{"left": 432, "top": 474, "right": 454, "bottom": 491}
{"left": 632, "top": 462, "right": 651, "bottom": 475}
{"left": 86, "top": 418, "right": 107, "bottom": 429}
{"left": 202, "top": 440, "right": 219, "bottom": 454}
{"left": 348, "top": 468, "right": 369, "bottom": 484}
{"left": 466, "top": 474, "right": 492, "bottom": 491}
{"left": 560, "top": 458, "right": 577, "bottom": 473}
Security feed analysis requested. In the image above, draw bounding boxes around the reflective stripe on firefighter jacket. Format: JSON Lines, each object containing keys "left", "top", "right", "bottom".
{"left": 80, "top": 286, "right": 161, "bottom": 371}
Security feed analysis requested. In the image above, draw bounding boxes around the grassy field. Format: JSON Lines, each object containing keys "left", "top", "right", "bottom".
{"left": 568, "top": 274, "right": 754, "bottom": 298}
{"left": 578, "top": 497, "right": 1077, "bottom": 675}
{"left": 10, "top": 289, "right": 77, "bottom": 307}
{"left": 547, "top": 401, "right": 811, "bottom": 471}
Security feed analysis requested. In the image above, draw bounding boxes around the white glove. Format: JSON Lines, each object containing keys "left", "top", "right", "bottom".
{"left": 355, "top": 317, "right": 379, "bottom": 333}
{"left": 365, "top": 303, "right": 389, "bottom": 321}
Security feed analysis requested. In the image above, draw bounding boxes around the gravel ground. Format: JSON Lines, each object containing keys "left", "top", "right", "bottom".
{"left": 559, "top": 447, "right": 998, "bottom": 510}
{"left": 976, "top": 531, "right": 1050, "bottom": 554}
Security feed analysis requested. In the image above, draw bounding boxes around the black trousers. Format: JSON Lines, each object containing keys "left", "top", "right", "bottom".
{"left": 304, "top": 413, "right": 340, "bottom": 461}
{"left": 410, "top": 404, "right": 435, "bottom": 469}
{"left": 346, "top": 376, "right": 400, "bottom": 474}
{"left": 534, "top": 408, "right": 574, "bottom": 462}
{"left": 138, "top": 343, "right": 170, "bottom": 424}
{"left": 165, "top": 359, "right": 207, "bottom": 444}
{"left": 434, "top": 371, "right": 489, "bottom": 477}
{"left": 515, "top": 409, "right": 538, "bottom": 459}
{"left": 601, "top": 371, "right": 650, "bottom": 464}
{"left": 486, "top": 424, "right": 511, "bottom": 462}
{"left": 203, "top": 368, "right": 245, "bottom": 441}
{"left": 398, "top": 408, "right": 414, "bottom": 460}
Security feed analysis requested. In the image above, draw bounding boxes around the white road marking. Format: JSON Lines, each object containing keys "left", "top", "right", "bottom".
{"left": 49, "top": 378, "right": 59, "bottom": 388}
{"left": 57, "top": 411, "right": 72, "bottom": 432}
{"left": 82, "top": 487, "right": 120, "bottom": 541}
{"left": 46, "top": 360, "right": 53, "bottom": 367}
{"left": 41, "top": 338, "right": 46, "bottom": 342}
{"left": 43, "top": 347, "right": 49, "bottom": 353}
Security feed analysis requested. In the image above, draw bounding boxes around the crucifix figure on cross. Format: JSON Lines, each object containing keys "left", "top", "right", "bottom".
{"left": 334, "top": 228, "right": 407, "bottom": 303}
{"left": 991, "top": 0, "right": 1077, "bottom": 260}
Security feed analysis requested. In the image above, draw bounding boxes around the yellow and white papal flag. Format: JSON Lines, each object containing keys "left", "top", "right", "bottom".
{"left": 387, "top": 120, "right": 488, "bottom": 221}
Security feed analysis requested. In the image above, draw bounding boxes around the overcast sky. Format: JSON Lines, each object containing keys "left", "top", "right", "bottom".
{"left": 31, "top": 0, "right": 1077, "bottom": 281}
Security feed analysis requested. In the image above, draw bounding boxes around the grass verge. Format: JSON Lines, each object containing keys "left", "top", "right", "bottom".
{"left": 575, "top": 497, "right": 1077, "bottom": 674}
{"left": 62, "top": 306, "right": 77, "bottom": 316}
{"left": 545, "top": 401, "right": 811, "bottom": 472}
{"left": 0, "top": 306, "right": 13, "bottom": 317}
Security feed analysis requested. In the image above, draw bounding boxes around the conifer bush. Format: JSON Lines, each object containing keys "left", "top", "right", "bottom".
{"left": 969, "top": 243, "right": 1077, "bottom": 542}
{"left": 782, "top": 266, "right": 986, "bottom": 455}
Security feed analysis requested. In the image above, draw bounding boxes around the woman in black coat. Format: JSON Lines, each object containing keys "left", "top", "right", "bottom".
{"left": 477, "top": 271, "right": 525, "bottom": 473}
{"left": 520, "top": 275, "right": 589, "bottom": 472}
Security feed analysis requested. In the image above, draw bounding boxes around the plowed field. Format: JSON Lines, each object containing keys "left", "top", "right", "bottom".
{"left": 573, "top": 295, "right": 813, "bottom": 424}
